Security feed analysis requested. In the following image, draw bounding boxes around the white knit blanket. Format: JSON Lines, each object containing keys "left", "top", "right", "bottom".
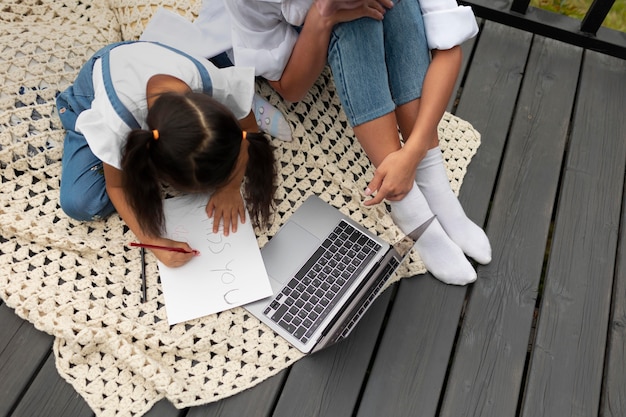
{"left": 0, "top": 1, "right": 481, "bottom": 416}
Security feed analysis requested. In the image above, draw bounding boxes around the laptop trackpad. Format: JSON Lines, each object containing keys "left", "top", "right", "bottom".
{"left": 262, "top": 221, "right": 321, "bottom": 285}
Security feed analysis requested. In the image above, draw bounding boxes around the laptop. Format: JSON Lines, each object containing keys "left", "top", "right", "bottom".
{"left": 244, "top": 194, "right": 416, "bottom": 354}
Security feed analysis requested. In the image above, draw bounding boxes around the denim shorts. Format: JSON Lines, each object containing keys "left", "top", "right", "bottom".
{"left": 327, "top": 0, "right": 431, "bottom": 127}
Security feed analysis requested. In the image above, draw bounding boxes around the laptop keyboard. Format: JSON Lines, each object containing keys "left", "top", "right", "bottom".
{"left": 263, "top": 220, "right": 381, "bottom": 344}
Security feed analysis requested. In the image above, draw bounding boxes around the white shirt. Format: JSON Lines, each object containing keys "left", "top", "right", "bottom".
{"left": 224, "top": 0, "right": 478, "bottom": 80}
{"left": 419, "top": 0, "right": 479, "bottom": 50}
{"left": 75, "top": 42, "right": 255, "bottom": 170}
{"left": 225, "top": 0, "right": 312, "bottom": 80}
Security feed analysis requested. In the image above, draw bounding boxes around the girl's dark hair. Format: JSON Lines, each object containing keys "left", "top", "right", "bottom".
{"left": 121, "top": 92, "right": 276, "bottom": 237}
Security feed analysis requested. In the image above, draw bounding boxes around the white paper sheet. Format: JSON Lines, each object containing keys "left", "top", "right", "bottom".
{"left": 139, "top": 3, "right": 233, "bottom": 59}
{"left": 158, "top": 194, "right": 272, "bottom": 325}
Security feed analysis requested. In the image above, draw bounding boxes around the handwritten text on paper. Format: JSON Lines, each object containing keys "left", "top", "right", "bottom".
{"left": 157, "top": 194, "right": 272, "bottom": 325}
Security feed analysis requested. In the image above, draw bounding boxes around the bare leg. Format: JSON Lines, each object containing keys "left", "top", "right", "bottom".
{"left": 351, "top": 111, "right": 402, "bottom": 167}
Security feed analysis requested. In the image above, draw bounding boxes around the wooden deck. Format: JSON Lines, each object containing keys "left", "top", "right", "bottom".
{"left": 2, "top": 18, "right": 626, "bottom": 417}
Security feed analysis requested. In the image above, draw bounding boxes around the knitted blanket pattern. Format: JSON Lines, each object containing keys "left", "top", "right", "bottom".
{"left": 0, "top": 1, "right": 481, "bottom": 416}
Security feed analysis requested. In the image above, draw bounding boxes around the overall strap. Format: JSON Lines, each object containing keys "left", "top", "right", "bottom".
{"left": 100, "top": 41, "right": 214, "bottom": 130}
{"left": 101, "top": 41, "right": 141, "bottom": 130}
{"left": 153, "top": 42, "right": 213, "bottom": 96}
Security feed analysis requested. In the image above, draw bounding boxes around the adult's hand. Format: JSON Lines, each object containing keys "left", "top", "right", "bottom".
{"left": 363, "top": 148, "right": 421, "bottom": 206}
{"left": 315, "top": 0, "right": 393, "bottom": 16}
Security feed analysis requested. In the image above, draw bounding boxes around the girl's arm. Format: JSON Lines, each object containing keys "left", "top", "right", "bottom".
{"left": 103, "top": 163, "right": 198, "bottom": 268}
{"left": 270, "top": 2, "right": 387, "bottom": 102}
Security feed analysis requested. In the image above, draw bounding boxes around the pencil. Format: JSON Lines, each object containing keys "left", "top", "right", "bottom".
{"left": 130, "top": 242, "right": 198, "bottom": 254}
{"left": 140, "top": 247, "right": 147, "bottom": 303}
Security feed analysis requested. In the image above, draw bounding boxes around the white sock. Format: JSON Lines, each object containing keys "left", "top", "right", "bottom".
{"left": 389, "top": 186, "right": 477, "bottom": 285}
{"left": 415, "top": 147, "right": 491, "bottom": 264}
{"left": 252, "top": 94, "right": 292, "bottom": 141}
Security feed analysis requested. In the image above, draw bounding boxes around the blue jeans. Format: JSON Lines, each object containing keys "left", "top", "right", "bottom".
{"left": 327, "top": 0, "right": 430, "bottom": 127}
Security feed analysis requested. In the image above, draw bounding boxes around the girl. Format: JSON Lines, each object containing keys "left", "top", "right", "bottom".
{"left": 224, "top": 0, "right": 490, "bottom": 284}
{"left": 57, "top": 41, "right": 276, "bottom": 268}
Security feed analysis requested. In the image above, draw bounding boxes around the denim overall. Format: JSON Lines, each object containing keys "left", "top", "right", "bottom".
{"left": 56, "top": 41, "right": 213, "bottom": 221}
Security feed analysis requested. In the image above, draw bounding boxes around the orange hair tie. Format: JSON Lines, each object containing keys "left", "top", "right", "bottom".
{"left": 242, "top": 131, "right": 247, "bottom": 141}
{"left": 152, "top": 129, "right": 159, "bottom": 140}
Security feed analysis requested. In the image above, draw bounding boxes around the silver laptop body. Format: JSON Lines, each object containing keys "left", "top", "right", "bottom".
{"left": 244, "top": 194, "right": 413, "bottom": 353}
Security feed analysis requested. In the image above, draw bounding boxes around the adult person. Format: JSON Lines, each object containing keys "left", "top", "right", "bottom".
{"left": 223, "top": 0, "right": 490, "bottom": 284}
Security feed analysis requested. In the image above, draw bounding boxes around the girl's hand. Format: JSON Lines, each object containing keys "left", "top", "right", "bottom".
{"left": 206, "top": 187, "right": 246, "bottom": 236}
{"left": 363, "top": 148, "right": 422, "bottom": 206}
{"left": 147, "top": 237, "right": 198, "bottom": 268}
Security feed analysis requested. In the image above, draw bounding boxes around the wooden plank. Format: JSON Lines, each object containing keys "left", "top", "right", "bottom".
{"left": 10, "top": 354, "right": 93, "bottom": 417}
{"left": 271, "top": 288, "right": 393, "bottom": 417}
{"left": 521, "top": 51, "right": 626, "bottom": 417}
{"left": 454, "top": 20, "right": 533, "bottom": 220}
{"left": 355, "top": 21, "right": 532, "bottom": 417}
{"left": 189, "top": 286, "right": 392, "bottom": 417}
{"left": 440, "top": 36, "right": 582, "bottom": 417}
{"left": 356, "top": 277, "right": 468, "bottom": 417}
{"left": 0, "top": 304, "right": 53, "bottom": 417}
{"left": 602, "top": 187, "right": 626, "bottom": 416}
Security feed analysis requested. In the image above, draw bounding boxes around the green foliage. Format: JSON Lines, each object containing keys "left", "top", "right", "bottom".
{"left": 530, "top": 0, "right": 626, "bottom": 31}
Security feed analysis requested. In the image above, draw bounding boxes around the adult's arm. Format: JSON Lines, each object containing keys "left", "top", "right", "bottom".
{"left": 270, "top": 3, "right": 387, "bottom": 102}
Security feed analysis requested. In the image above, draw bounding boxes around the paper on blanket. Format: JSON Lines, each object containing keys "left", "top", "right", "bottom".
{"left": 158, "top": 194, "right": 272, "bottom": 325}
{"left": 140, "top": 3, "right": 232, "bottom": 59}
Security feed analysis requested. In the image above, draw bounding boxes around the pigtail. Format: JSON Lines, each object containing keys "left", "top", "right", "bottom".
{"left": 121, "top": 129, "right": 164, "bottom": 237}
{"left": 243, "top": 131, "right": 276, "bottom": 228}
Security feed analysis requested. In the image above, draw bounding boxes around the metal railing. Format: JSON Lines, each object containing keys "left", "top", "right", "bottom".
{"left": 460, "top": 0, "right": 626, "bottom": 59}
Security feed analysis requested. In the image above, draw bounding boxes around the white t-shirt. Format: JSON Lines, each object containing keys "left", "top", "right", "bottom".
{"left": 224, "top": 0, "right": 478, "bottom": 80}
{"left": 75, "top": 42, "right": 255, "bottom": 170}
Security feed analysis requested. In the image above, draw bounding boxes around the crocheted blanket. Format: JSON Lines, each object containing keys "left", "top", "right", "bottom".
{"left": 0, "top": 1, "right": 481, "bottom": 416}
